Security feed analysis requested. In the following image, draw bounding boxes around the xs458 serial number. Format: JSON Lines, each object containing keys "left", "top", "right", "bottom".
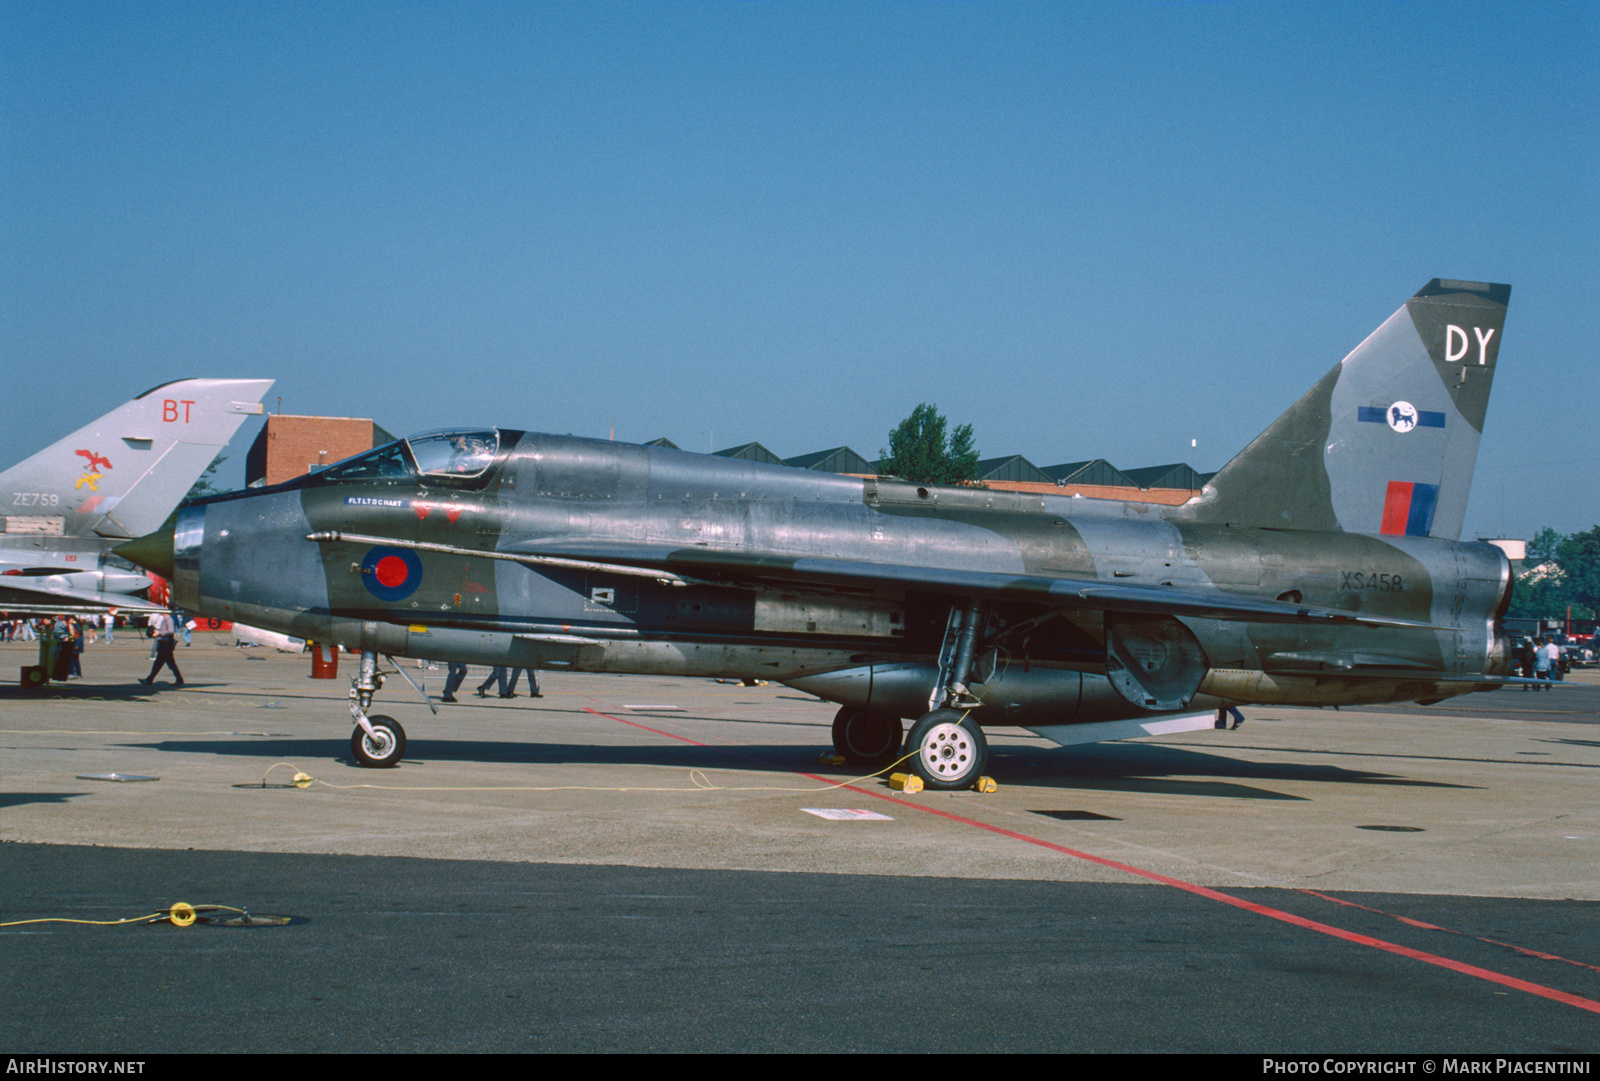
{"left": 1340, "top": 571, "right": 1403, "bottom": 592}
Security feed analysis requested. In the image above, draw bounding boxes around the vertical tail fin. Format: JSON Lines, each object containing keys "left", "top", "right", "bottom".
{"left": 1184, "top": 279, "right": 1509, "bottom": 540}
{"left": 0, "top": 378, "right": 274, "bottom": 540}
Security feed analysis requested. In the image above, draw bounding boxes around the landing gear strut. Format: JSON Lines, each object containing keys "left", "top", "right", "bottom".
{"left": 349, "top": 650, "right": 406, "bottom": 767}
{"left": 902, "top": 601, "right": 993, "bottom": 789}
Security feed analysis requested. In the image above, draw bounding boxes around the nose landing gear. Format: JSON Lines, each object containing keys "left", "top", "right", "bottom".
{"left": 349, "top": 650, "right": 408, "bottom": 767}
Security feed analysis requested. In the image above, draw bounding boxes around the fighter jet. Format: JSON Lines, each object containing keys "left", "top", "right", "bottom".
{"left": 1, "top": 378, "right": 273, "bottom": 614}
{"left": 119, "top": 280, "right": 1512, "bottom": 788}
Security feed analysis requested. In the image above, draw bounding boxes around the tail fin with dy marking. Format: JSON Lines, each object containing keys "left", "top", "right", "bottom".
{"left": 1181, "top": 279, "right": 1509, "bottom": 541}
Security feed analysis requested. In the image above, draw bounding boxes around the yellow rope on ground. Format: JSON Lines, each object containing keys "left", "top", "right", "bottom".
{"left": 0, "top": 902, "right": 244, "bottom": 928}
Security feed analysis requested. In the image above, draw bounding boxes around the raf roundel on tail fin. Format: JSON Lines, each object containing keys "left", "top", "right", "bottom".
{"left": 1182, "top": 279, "right": 1509, "bottom": 541}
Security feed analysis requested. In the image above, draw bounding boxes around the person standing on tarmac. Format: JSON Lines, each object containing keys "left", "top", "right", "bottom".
{"left": 442, "top": 661, "right": 469, "bottom": 703}
{"left": 475, "top": 666, "right": 542, "bottom": 699}
{"left": 139, "top": 610, "right": 184, "bottom": 687}
{"left": 475, "top": 666, "right": 507, "bottom": 697}
{"left": 67, "top": 617, "right": 84, "bottom": 678}
{"left": 503, "top": 667, "right": 541, "bottom": 698}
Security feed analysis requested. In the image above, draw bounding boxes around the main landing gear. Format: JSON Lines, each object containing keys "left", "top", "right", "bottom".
{"left": 829, "top": 707, "right": 990, "bottom": 789}
{"left": 826, "top": 601, "right": 996, "bottom": 791}
{"left": 831, "top": 707, "right": 904, "bottom": 771}
{"left": 898, "top": 600, "right": 995, "bottom": 789}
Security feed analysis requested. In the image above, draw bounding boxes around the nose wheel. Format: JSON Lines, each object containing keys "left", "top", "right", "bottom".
{"left": 351, "top": 715, "right": 406, "bottom": 768}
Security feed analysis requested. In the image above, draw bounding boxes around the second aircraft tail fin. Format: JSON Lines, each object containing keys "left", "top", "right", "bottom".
{"left": 0, "top": 378, "right": 274, "bottom": 540}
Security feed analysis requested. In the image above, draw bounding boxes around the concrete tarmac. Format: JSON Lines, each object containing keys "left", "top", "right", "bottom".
{"left": 2, "top": 636, "right": 1597, "bottom": 1052}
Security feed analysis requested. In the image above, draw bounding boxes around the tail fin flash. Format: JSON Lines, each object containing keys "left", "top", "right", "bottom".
{"left": 1186, "top": 279, "right": 1509, "bottom": 540}
{"left": 0, "top": 378, "right": 274, "bottom": 540}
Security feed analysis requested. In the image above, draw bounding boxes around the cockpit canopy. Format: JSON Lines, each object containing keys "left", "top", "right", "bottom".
{"left": 405, "top": 429, "right": 499, "bottom": 477}
{"left": 319, "top": 428, "right": 501, "bottom": 485}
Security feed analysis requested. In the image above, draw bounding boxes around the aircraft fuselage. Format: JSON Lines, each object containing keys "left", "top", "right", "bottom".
{"left": 171, "top": 430, "right": 1510, "bottom": 727}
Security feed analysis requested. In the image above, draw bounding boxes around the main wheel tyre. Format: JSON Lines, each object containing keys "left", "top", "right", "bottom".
{"left": 831, "top": 708, "right": 905, "bottom": 770}
{"left": 351, "top": 715, "right": 406, "bottom": 768}
{"left": 905, "top": 709, "right": 987, "bottom": 790}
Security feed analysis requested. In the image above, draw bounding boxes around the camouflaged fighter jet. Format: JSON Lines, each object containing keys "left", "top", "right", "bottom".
{"left": 118, "top": 280, "right": 1514, "bottom": 788}
{"left": 1, "top": 378, "right": 272, "bottom": 614}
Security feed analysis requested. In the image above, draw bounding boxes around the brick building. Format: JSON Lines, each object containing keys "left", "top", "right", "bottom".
{"left": 245, "top": 415, "right": 395, "bottom": 487}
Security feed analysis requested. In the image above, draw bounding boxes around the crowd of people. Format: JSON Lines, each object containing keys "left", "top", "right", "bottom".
{"left": 2, "top": 612, "right": 118, "bottom": 647}
{"left": 0, "top": 610, "right": 193, "bottom": 685}
{"left": 1, "top": 614, "right": 97, "bottom": 679}
{"left": 1515, "top": 634, "right": 1588, "bottom": 688}
{"left": 438, "top": 662, "right": 541, "bottom": 703}
{"left": 4, "top": 613, "right": 547, "bottom": 706}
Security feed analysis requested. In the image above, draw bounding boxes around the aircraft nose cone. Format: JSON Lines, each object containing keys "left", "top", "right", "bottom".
{"left": 115, "top": 525, "right": 176, "bottom": 581}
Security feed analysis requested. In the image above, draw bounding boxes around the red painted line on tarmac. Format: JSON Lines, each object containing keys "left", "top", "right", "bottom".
{"left": 585, "top": 706, "right": 1600, "bottom": 1016}
{"left": 591, "top": 709, "right": 714, "bottom": 745}
{"left": 1300, "top": 889, "right": 1600, "bottom": 976}
{"left": 1301, "top": 890, "right": 1448, "bottom": 930}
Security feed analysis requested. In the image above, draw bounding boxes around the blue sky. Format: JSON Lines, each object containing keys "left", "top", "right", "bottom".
{"left": 3, "top": 1, "right": 1594, "bottom": 540}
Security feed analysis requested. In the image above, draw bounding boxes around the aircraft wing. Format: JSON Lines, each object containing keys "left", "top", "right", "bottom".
{"left": 0, "top": 579, "right": 165, "bottom": 616}
{"left": 308, "top": 530, "right": 1435, "bottom": 630}
{"left": 531, "top": 541, "right": 1439, "bottom": 630}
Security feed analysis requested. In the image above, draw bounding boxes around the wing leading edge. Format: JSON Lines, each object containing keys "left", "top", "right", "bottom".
{"left": 309, "top": 531, "right": 1440, "bottom": 631}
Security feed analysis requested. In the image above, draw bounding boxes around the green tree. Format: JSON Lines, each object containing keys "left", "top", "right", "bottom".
{"left": 1506, "top": 525, "right": 1600, "bottom": 620}
{"left": 1526, "top": 527, "right": 1562, "bottom": 566}
{"left": 1507, "top": 565, "right": 1565, "bottom": 620}
{"left": 878, "top": 403, "right": 980, "bottom": 485}
{"left": 1554, "top": 526, "right": 1600, "bottom": 616}
{"left": 184, "top": 453, "right": 230, "bottom": 501}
